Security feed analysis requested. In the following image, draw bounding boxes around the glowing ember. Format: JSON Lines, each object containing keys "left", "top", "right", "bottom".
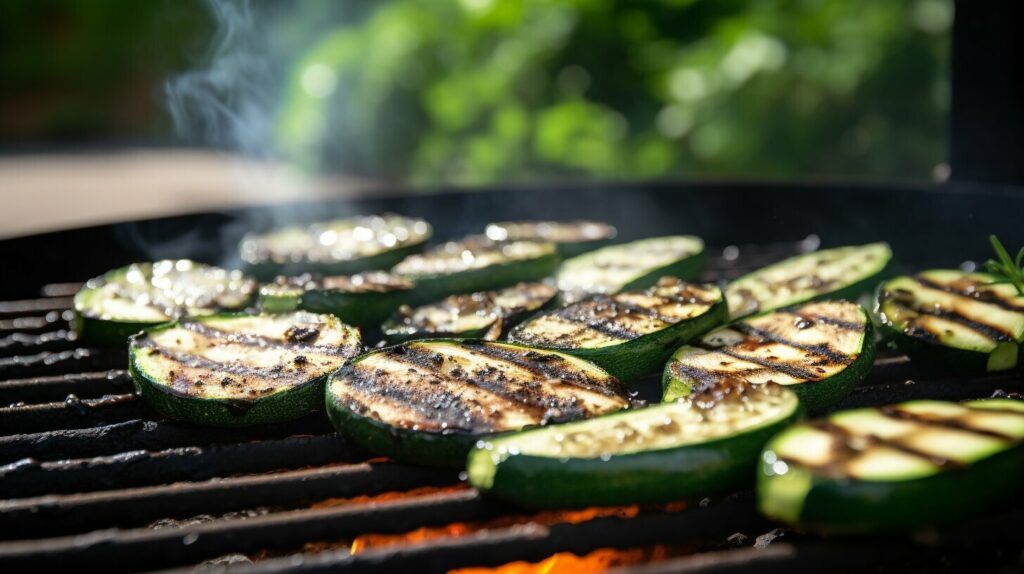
{"left": 448, "top": 545, "right": 686, "bottom": 574}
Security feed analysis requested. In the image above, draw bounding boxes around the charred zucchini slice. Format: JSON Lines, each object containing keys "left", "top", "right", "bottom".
{"left": 74, "top": 260, "right": 256, "bottom": 346}
{"left": 258, "top": 271, "right": 415, "bottom": 328}
{"left": 663, "top": 300, "right": 874, "bottom": 412}
{"left": 876, "top": 270, "right": 1024, "bottom": 373}
{"left": 758, "top": 398, "right": 1024, "bottom": 533}
{"left": 485, "top": 220, "right": 617, "bottom": 257}
{"left": 469, "top": 380, "right": 800, "bottom": 508}
{"left": 325, "top": 340, "right": 631, "bottom": 467}
{"left": 130, "top": 312, "right": 362, "bottom": 427}
{"left": 726, "top": 242, "right": 892, "bottom": 319}
{"left": 240, "top": 214, "right": 432, "bottom": 279}
{"left": 382, "top": 282, "right": 557, "bottom": 343}
{"left": 510, "top": 278, "right": 726, "bottom": 381}
{"left": 555, "top": 236, "right": 705, "bottom": 304}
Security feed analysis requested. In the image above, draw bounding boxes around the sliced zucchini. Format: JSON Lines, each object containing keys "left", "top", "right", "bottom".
{"left": 258, "top": 271, "right": 415, "bottom": 328}
{"left": 485, "top": 220, "right": 617, "bottom": 257}
{"left": 74, "top": 260, "right": 256, "bottom": 346}
{"left": 509, "top": 278, "right": 726, "bottom": 381}
{"left": 240, "top": 214, "right": 432, "bottom": 279}
{"left": 555, "top": 236, "right": 705, "bottom": 304}
{"left": 758, "top": 398, "right": 1024, "bottom": 533}
{"left": 726, "top": 242, "right": 892, "bottom": 319}
{"left": 663, "top": 300, "right": 874, "bottom": 413}
{"left": 391, "top": 236, "right": 559, "bottom": 302}
{"left": 325, "top": 340, "right": 631, "bottom": 467}
{"left": 468, "top": 379, "right": 800, "bottom": 508}
{"left": 876, "top": 270, "right": 1024, "bottom": 373}
{"left": 129, "top": 311, "right": 362, "bottom": 427}
{"left": 382, "top": 282, "right": 557, "bottom": 343}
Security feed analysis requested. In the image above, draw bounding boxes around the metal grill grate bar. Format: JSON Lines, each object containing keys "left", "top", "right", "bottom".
{"left": 0, "top": 370, "right": 132, "bottom": 405}
{"left": 0, "top": 393, "right": 148, "bottom": 435}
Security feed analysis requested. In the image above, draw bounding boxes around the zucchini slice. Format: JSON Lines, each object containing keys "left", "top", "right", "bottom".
{"left": 876, "top": 270, "right": 1024, "bottom": 373}
{"left": 726, "top": 242, "right": 892, "bottom": 319}
{"left": 129, "top": 311, "right": 362, "bottom": 427}
{"left": 509, "top": 278, "right": 727, "bottom": 381}
{"left": 468, "top": 379, "right": 800, "bottom": 508}
{"left": 555, "top": 236, "right": 705, "bottom": 304}
{"left": 74, "top": 260, "right": 256, "bottom": 346}
{"left": 663, "top": 300, "right": 874, "bottom": 412}
{"left": 382, "top": 282, "right": 557, "bottom": 343}
{"left": 485, "top": 220, "right": 617, "bottom": 257}
{"left": 758, "top": 398, "right": 1024, "bottom": 533}
{"left": 240, "top": 214, "right": 432, "bottom": 279}
{"left": 325, "top": 340, "right": 631, "bottom": 467}
{"left": 391, "top": 236, "right": 559, "bottom": 302}
{"left": 258, "top": 271, "right": 415, "bottom": 328}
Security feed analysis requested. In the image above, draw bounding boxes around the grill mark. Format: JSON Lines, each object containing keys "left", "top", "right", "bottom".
{"left": 460, "top": 342, "right": 627, "bottom": 398}
{"left": 668, "top": 360, "right": 723, "bottom": 387}
{"left": 730, "top": 322, "right": 855, "bottom": 365}
{"left": 889, "top": 301, "right": 1016, "bottom": 342}
{"left": 794, "top": 420, "right": 966, "bottom": 474}
{"left": 548, "top": 300, "right": 643, "bottom": 341}
{"left": 134, "top": 338, "right": 325, "bottom": 386}
{"left": 780, "top": 311, "right": 864, "bottom": 333}
{"left": 964, "top": 405, "right": 1024, "bottom": 416}
{"left": 716, "top": 349, "right": 821, "bottom": 380}
{"left": 915, "top": 275, "right": 1024, "bottom": 313}
{"left": 179, "top": 319, "right": 358, "bottom": 357}
{"left": 879, "top": 406, "right": 1021, "bottom": 440}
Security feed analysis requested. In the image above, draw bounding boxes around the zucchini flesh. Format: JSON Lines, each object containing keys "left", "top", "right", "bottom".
{"left": 758, "top": 398, "right": 1024, "bottom": 532}
{"left": 485, "top": 220, "right": 617, "bottom": 256}
{"left": 726, "top": 242, "right": 892, "bottom": 319}
{"left": 555, "top": 236, "right": 705, "bottom": 304}
{"left": 663, "top": 300, "right": 873, "bottom": 412}
{"left": 325, "top": 340, "right": 630, "bottom": 467}
{"left": 130, "top": 311, "right": 362, "bottom": 426}
{"left": 258, "top": 271, "right": 415, "bottom": 328}
{"left": 468, "top": 380, "right": 800, "bottom": 508}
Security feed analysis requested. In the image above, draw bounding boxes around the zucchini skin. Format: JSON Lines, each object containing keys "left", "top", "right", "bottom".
{"left": 301, "top": 289, "right": 412, "bottom": 330}
{"left": 554, "top": 238, "right": 616, "bottom": 258}
{"left": 75, "top": 313, "right": 155, "bottom": 347}
{"left": 622, "top": 250, "right": 706, "bottom": 292}
{"left": 401, "top": 252, "right": 560, "bottom": 303}
{"left": 244, "top": 243, "right": 425, "bottom": 282}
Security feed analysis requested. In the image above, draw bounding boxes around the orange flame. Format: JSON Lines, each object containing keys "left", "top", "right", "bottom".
{"left": 448, "top": 545, "right": 684, "bottom": 574}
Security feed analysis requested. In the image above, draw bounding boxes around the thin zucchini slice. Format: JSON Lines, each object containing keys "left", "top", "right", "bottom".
{"left": 382, "top": 282, "right": 557, "bottom": 343}
{"left": 325, "top": 340, "right": 630, "bottom": 467}
{"left": 240, "top": 214, "right": 432, "bottom": 279}
{"left": 876, "top": 270, "right": 1024, "bottom": 373}
{"left": 485, "top": 220, "right": 617, "bottom": 257}
{"left": 510, "top": 278, "right": 727, "bottom": 381}
{"left": 74, "top": 260, "right": 256, "bottom": 346}
{"left": 758, "top": 398, "right": 1024, "bottom": 533}
{"left": 468, "top": 379, "right": 800, "bottom": 508}
{"left": 726, "top": 242, "right": 892, "bottom": 319}
{"left": 130, "top": 311, "right": 362, "bottom": 427}
{"left": 258, "top": 271, "right": 415, "bottom": 328}
{"left": 663, "top": 300, "right": 874, "bottom": 413}
{"left": 555, "top": 236, "right": 705, "bottom": 304}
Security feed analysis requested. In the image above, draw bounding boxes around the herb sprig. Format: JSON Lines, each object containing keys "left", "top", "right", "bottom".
{"left": 984, "top": 235, "right": 1024, "bottom": 295}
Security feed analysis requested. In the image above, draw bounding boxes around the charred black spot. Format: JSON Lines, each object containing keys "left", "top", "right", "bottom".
{"left": 285, "top": 326, "right": 320, "bottom": 344}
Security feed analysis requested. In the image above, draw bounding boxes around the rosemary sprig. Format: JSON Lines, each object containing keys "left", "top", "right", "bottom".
{"left": 984, "top": 234, "right": 1024, "bottom": 295}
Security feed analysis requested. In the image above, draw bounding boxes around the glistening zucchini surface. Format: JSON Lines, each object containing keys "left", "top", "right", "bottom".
{"left": 758, "top": 398, "right": 1024, "bottom": 533}
{"left": 468, "top": 380, "right": 800, "bottom": 508}
{"left": 258, "top": 271, "right": 415, "bottom": 328}
{"left": 130, "top": 312, "right": 362, "bottom": 427}
{"left": 485, "top": 220, "right": 617, "bottom": 257}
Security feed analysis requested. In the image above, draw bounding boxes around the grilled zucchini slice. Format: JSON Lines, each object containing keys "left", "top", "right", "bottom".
{"left": 663, "top": 300, "right": 874, "bottom": 413}
{"left": 325, "top": 340, "right": 631, "bottom": 467}
{"left": 510, "top": 278, "right": 726, "bottom": 381}
{"left": 258, "top": 271, "right": 415, "bottom": 328}
{"left": 382, "top": 282, "right": 557, "bottom": 343}
{"left": 74, "top": 260, "right": 256, "bottom": 346}
{"left": 758, "top": 398, "right": 1024, "bottom": 533}
{"left": 485, "top": 220, "right": 617, "bottom": 257}
{"left": 469, "top": 379, "right": 800, "bottom": 508}
{"left": 876, "top": 270, "right": 1024, "bottom": 373}
{"left": 555, "top": 236, "right": 705, "bottom": 304}
{"left": 726, "top": 242, "right": 892, "bottom": 319}
{"left": 240, "top": 214, "right": 432, "bottom": 279}
{"left": 130, "top": 311, "right": 362, "bottom": 427}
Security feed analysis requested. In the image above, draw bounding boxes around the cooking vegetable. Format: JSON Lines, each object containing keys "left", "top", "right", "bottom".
{"left": 663, "top": 300, "right": 874, "bottom": 412}
{"left": 468, "top": 379, "right": 800, "bottom": 508}
{"left": 258, "top": 271, "right": 415, "bottom": 328}
{"left": 876, "top": 269, "right": 1024, "bottom": 373}
{"left": 555, "top": 236, "right": 705, "bottom": 304}
{"left": 485, "top": 220, "right": 617, "bottom": 257}
{"left": 726, "top": 242, "right": 892, "bottom": 319}
{"left": 758, "top": 398, "right": 1024, "bottom": 533}
{"left": 325, "top": 340, "right": 631, "bottom": 467}
{"left": 510, "top": 278, "right": 726, "bottom": 381}
{"left": 240, "top": 214, "right": 432, "bottom": 279}
{"left": 74, "top": 260, "right": 256, "bottom": 346}
{"left": 130, "top": 311, "right": 362, "bottom": 427}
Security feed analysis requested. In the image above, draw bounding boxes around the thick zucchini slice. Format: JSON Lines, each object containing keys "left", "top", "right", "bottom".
{"left": 758, "top": 398, "right": 1024, "bottom": 533}
{"left": 325, "top": 340, "right": 630, "bottom": 467}
{"left": 240, "top": 214, "right": 432, "bottom": 279}
{"left": 468, "top": 379, "right": 800, "bottom": 508}
{"left": 663, "top": 300, "right": 874, "bottom": 412}
{"left": 258, "top": 271, "right": 415, "bottom": 328}
{"left": 392, "top": 236, "right": 559, "bottom": 302}
{"left": 74, "top": 260, "right": 256, "bottom": 346}
{"left": 382, "top": 282, "right": 557, "bottom": 343}
{"left": 130, "top": 311, "right": 362, "bottom": 427}
{"left": 510, "top": 278, "right": 727, "bottom": 381}
{"left": 555, "top": 236, "right": 705, "bottom": 304}
{"left": 876, "top": 270, "right": 1024, "bottom": 373}
{"left": 726, "top": 242, "right": 892, "bottom": 319}
{"left": 485, "top": 220, "right": 617, "bottom": 257}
